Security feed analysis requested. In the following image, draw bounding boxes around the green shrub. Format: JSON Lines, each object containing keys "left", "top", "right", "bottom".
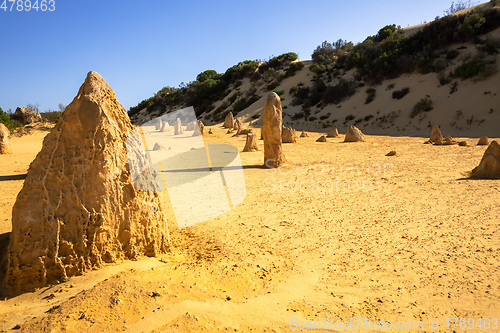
{"left": 228, "top": 92, "right": 240, "bottom": 104}
{"left": 476, "top": 40, "right": 499, "bottom": 54}
{"left": 453, "top": 57, "right": 493, "bottom": 79}
{"left": 266, "top": 81, "right": 279, "bottom": 91}
{"left": 289, "top": 84, "right": 309, "bottom": 99}
{"left": 410, "top": 96, "right": 433, "bottom": 118}
{"left": 446, "top": 49, "right": 460, "bottom": 60}
{"left": 291, "top": 98, "right": 303, "bottom": 106}
{"left": 322, "top": 80, "right": 356, "bottom": 105}
{"left": 291, "top": 112, "right": 305, "bottom": 120}
{"left": 223, "top": 60, "right": 259, "bottom": 82}
{"left": 214, "top": 101, "right": 229, "bottom": 116}
{"left": 364, "top": 114, "right": 374, "bottom": 121}
{"left": 309, "top": 63, "right": 327, "bottom": 74}
{"left": 312, "top": 39, "right": 354, "bottom": 65}
{"left": 365, "top": 88, "right": 376, "bottom": 104}
{"left": 41, "top": 111, "right": 63, "bottom": 123}
{"left": 438, "top": 71, "right": 452, "bottom": 85}
{"left": 355, "top": 118, "right": 363, "bottom": 124}
{"left": 345, "top": 114, "right": 355, "bottom": 121}
{"left": 286, "top": 62, "right": 305, "bottom": 77}
{"left": 319, "top": 113, "right": 330, "bottom": 120}
{"left": 392, "top": 87, "right": 410, "bottom": 99}
{"left": 233, "top": 80, "right": 242, "bottom": 88}
{"left": 309, "top": 116, "right": 317, "bottom": 121}
{"left": 273, "top": 89, "right": 285, "bottom": 96}
{"left": 259, "top": 52, "right": 299, "bottom": 73}
{"left": 252, "top": 113, "right": 261, "bottom": 119}
{"left": 233, "top": 95, "right": 260, "bottom": 113}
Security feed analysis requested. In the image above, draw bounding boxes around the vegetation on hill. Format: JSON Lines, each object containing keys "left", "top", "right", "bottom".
{"left": 128, "top": 1, "right": 500, "bottom": 124}
{"left": 128, "top": 53, "right": 300, "bottom": 121}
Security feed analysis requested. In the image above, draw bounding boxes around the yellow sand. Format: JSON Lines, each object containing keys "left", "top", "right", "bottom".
{"left": 0, "top": 126, "right": 498, "bottom": 332}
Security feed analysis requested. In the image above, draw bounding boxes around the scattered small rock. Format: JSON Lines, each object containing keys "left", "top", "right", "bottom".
{"left": 316, "top": 135, "right": 327, "bottom": 142}
{"left": 478, "top": 136, "right": 489, "bottom": 145}
{"left": 344, "top": 125, "right": 365, "bottom": 142}
{"left": 386, "top": 150, "right": 397, "bottom": 156}
{"left": 326, "top": 127, "right": 339, "bottom": 138}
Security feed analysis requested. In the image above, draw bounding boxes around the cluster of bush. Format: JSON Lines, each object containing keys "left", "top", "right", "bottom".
{"left": 310, "top": 6, "right": 500, "bottom": 83}
{"left": 410, "top": 96, "right": 434, "bottom": 118}
{"left": 288, "top": 75, "right": 356, "bottom": 112}
{"left": 128, "top": 53, "right": 303, "bottom": 121}
{"left": 0, "top": 108, "right": 21, "bottom": 131}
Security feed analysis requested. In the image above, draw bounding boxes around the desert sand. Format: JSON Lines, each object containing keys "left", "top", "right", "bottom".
{"left": 0, "top": 123, "right": 498, "bottom": 332}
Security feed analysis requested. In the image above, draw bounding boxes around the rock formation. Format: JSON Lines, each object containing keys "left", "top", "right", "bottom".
{"left": 434, "top": 136, "right": 444, "bottom": 145}
{"left": 326, "top": 128, "right": 339, "bottom": 138}
{"left": 478, "top": 136, "right": 489, "bottom": 145}
{"left": 155, "top": 119, "right": 162, "bottom": 130}
{"left": 243, "top": 133, "right": 259, "bottom": 152}
{"left": 237, "top": 129, "right": 253, "bottom": 136}
{"left": 459, "top": 141, "right": 468, "bottom": 146}
{"left": 198, "top": 120, "right": 205, "bottom": 134}
{"left": 0, "top": 123, "right": 12, "bottom": 154}
{"left": 262, "top": 92, "right": 286, "bottom": 168}
{"left": 186, "top": 121, "right": 196, "bottom": 131}
{"left": 153, "top": 142, "right": 166, "bottom": 150}
{"left": 174, "top": 118, "right": 183, "bottom": 135}
{"left": 208, "top": 128, "right": 213, "bottom": 134}
{"left": 469, "top": 140, "right": 500, "bottom": 179}
{"left": 11, "top": 107, "right": 42, "bottom": 125}
{"left": 300, "top": 130, "right": 308, "bottom": 138}
{"left": 160, "top": 120, "right": 169, "bottom": 132}
{"left": 443, "top": 136, "right": 456, "bottom": 145}
{"left": 344, "top": 125, "right": 365, "bottom": 142}
{"left": 233, "top": 118, "right": 242, "bottom": 133}
{"left": 282, "top": 126, "right": 297, "bottom": 143}
{"left": 2, "top": 71, "right": 170, "bottom": 294}
{"left": 193, "top": 120, "right": 204, "bottom": 136}
{"left": 316, "top": 136, "right": 327, "bottom": 142}
{"left": 430, "top": 125, "right": 443, "bottom": 143}
{"left": 224, "top": 112, "right": 234, "bottom": 128}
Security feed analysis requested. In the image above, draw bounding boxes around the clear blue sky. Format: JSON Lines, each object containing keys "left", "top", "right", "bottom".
{"left": 0, "top": 0, "right": 483, "bottom": 114}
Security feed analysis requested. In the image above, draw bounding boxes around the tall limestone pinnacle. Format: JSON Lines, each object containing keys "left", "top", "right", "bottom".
{"left": 2, "top": 71, "right": 170, "bottom": 294}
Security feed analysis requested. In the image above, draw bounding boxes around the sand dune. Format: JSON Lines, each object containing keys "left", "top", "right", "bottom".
{"left": 0, "top": 125, "right": 498, "bottom": 331}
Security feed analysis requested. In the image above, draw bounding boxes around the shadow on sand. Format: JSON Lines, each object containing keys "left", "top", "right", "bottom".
{"left": 0, "top": 174, "right": 27, "bottom": 182}
{"left": 0, "top": 232, "right": 10, "bottom": 297}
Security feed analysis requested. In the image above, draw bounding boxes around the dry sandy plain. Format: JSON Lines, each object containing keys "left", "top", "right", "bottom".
{"left": 0, "top": 123, "right": 498, "bottom": 332}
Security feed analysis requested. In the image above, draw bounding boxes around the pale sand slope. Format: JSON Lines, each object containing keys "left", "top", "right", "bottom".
{"left": 0, "top": 127, "right": 499, "bottom": 332}
{"left": 200, "top": 27, "right": 500, "bottom": 139}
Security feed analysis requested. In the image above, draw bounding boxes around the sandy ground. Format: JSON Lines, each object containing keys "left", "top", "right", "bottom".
{"left": 0, "top": 125, "right": 498, "bottom": 332}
